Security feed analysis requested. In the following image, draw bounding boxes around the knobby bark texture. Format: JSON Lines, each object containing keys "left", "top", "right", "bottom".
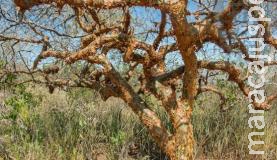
{"left": 0, "top": 0, "right": 276, "bottom": 159}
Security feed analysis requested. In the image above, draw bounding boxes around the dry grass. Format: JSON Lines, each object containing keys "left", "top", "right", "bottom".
{"left": 0, "top": 84, "right": 276, "bottom": 160}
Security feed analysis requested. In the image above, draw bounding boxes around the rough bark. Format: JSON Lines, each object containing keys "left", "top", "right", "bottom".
{"left": 165, "top": 1, "right": 198, "bottom": 159}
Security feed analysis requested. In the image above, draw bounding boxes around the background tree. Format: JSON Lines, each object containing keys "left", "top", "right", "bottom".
{"left": 0, "top": 0, "right": 277, "bottom": 159}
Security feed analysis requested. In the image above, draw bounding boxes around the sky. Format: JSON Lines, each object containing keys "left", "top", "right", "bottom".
{"left": 0, "top": 0, "right": 276, "bottom": 72}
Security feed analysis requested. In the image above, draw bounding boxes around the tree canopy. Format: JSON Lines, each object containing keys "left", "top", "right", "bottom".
{"left": 1, "top": 0, "right": 277, "bottom": 159}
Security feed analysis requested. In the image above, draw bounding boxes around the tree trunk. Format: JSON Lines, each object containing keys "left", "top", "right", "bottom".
{"left": 162, "top": 100, "right": 195, "bottom": 160}
{"left": 172, "top": 123, "right": 194, "bottom": 160}
{"left": 165, "top": 1, "right": 198, "bottom": 159}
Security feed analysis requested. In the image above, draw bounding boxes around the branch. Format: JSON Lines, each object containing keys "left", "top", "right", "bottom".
{"left": 104, "top": 65, "right": 172, "bottom": 152}
{"left": 197, "top": 85, "right": 227, "bottom": 111}
{"left": 198, "top": 60, "right": 249, "bottom": 96}
{"left": 74, "top": 7, "right": 96, "bottom": 33}
{"left": 14, "top": 0, "right": 175, "bottom": 12}
{"left": 153, "top": 11, "right": 166, "bottom": 50}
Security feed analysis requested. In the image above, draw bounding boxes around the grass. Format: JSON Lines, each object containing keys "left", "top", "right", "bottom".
{"left": 0, "top": 85, "right": 276, "bottom": 160}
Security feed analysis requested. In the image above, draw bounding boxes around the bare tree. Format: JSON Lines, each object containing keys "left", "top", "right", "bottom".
{"left": 1, "top": 0, "right": 277, "bottom": 159}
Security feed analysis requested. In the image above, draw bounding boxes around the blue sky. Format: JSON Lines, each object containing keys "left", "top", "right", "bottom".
{"left": 0, "top": 0, "right": 276, "bottom": 71}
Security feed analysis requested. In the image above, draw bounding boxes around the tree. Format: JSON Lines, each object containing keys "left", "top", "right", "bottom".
{"left": 1, "top": 0, "right": 277, "bottom": 159}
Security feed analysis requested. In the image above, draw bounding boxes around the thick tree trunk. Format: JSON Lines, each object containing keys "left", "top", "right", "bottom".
{"left": 165, "top": 1, "right": 198, "bottom": 159}
{"left": 165, "top": 100, "right": 195, "bottom": 160}
{"left": 164, "top": 122, "right": 194, "bottom": 160}
{"left": 170, "top": 123, "right": 194, "bottom": 160}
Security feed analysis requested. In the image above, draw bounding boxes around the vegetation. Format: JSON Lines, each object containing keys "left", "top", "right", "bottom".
{"left": 0, "top": 82, "right": 276, "bottom": 159}
{"left": 0, "top": 0, "right": 277, "bottom": 159}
